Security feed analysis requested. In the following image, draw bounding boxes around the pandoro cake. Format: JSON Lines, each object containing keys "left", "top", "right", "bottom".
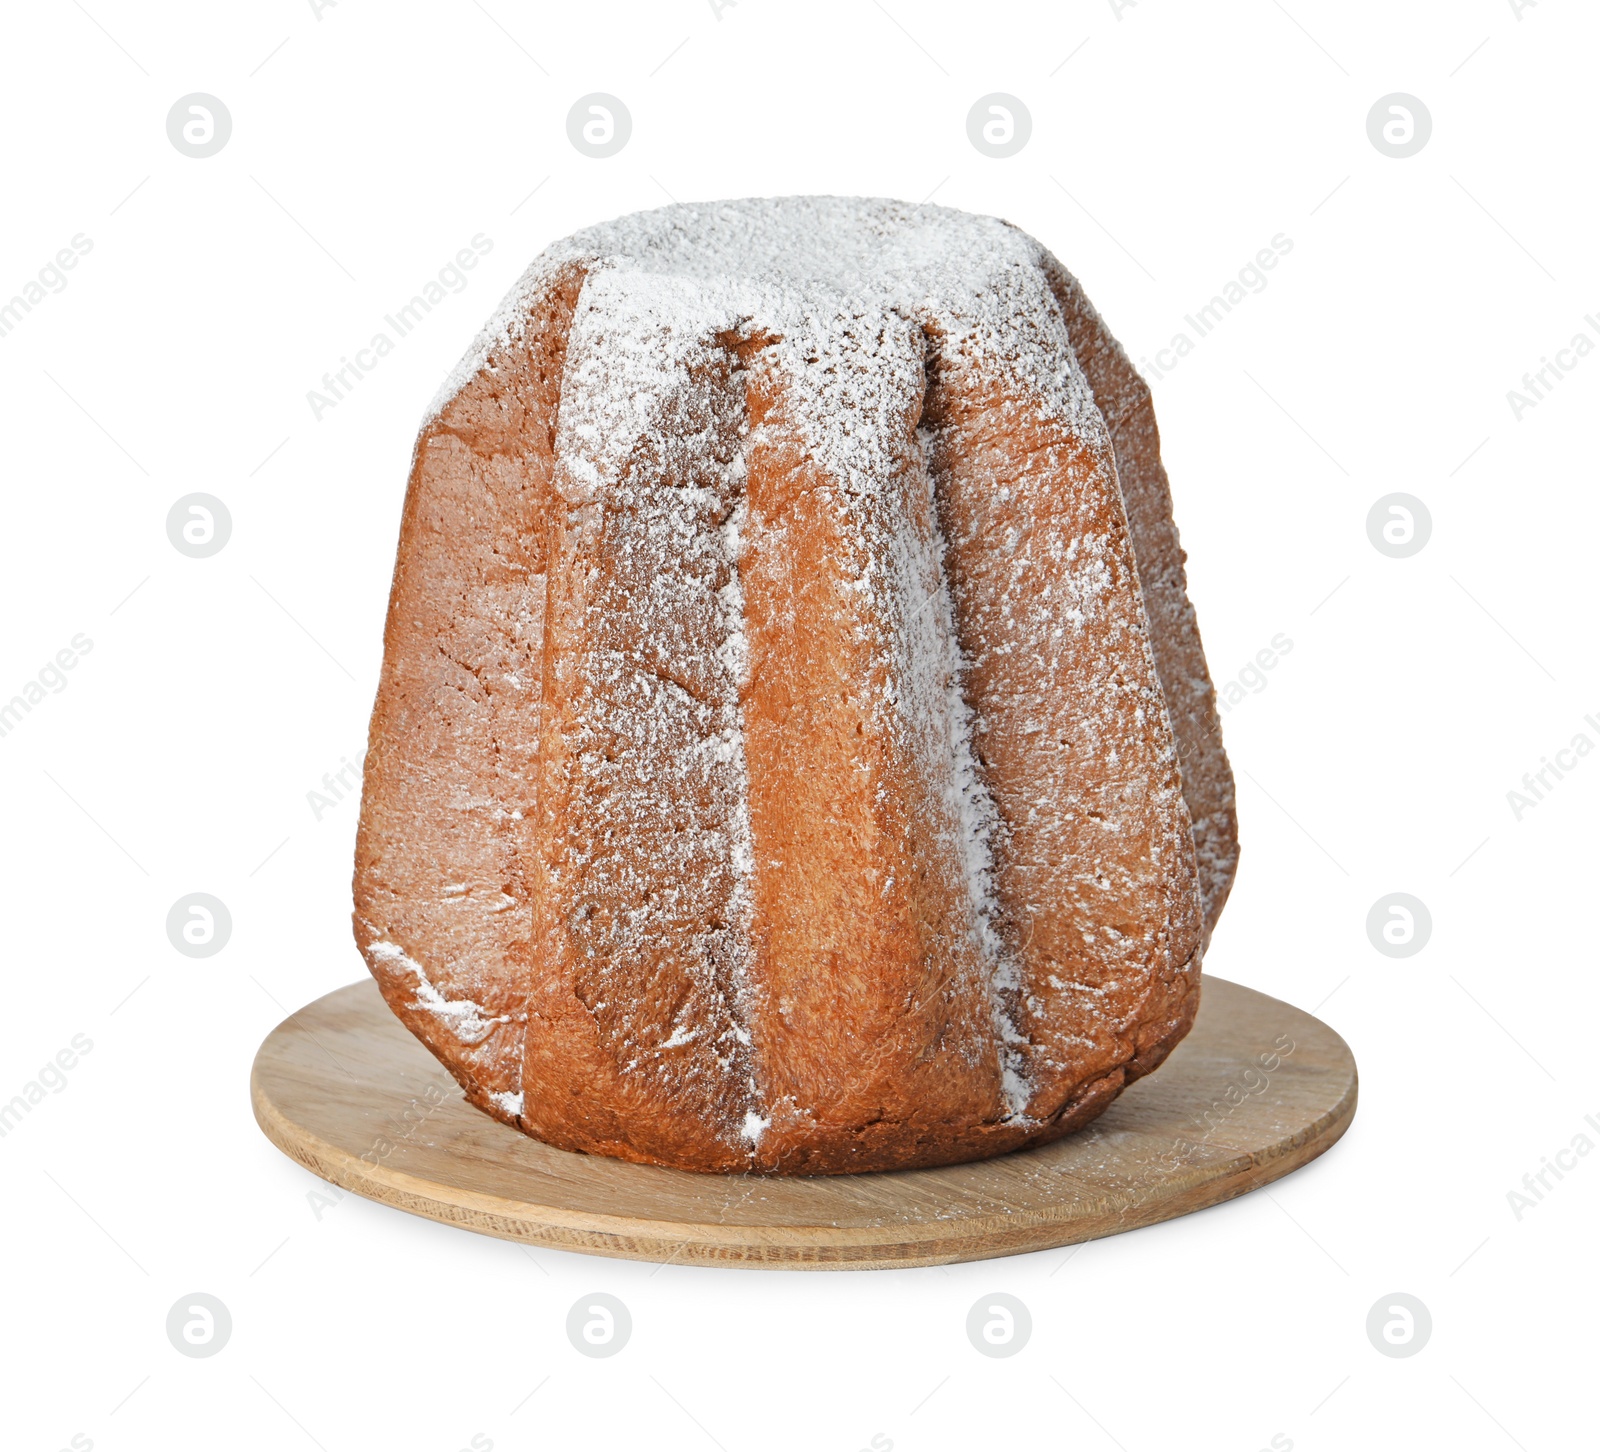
{"left": 352, "top": 197, "right": 1238, "bottom": 1175}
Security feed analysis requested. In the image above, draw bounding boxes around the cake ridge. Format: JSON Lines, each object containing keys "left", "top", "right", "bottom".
{"left": 894, "top": 402, "right": 1034, "bottom": 1124}
{"left": 707, "top": 378, "right": 767, "bottom": 1147}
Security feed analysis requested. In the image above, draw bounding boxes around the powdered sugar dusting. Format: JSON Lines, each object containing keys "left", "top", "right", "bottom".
{"left": 367, "top": 938, "right": 510, "bottom": 1046}
{"left": 890, "top": 430, "right": 1035, "bottom": 1119}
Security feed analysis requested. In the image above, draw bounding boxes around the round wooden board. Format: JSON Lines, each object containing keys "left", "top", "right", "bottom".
{"left": 251, "top": 975, "right": 1356, "bottom": 1271}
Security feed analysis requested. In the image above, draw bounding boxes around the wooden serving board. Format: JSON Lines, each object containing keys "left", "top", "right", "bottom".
{"left": 251, "top": 975, "right": 1356, "bottom": 1270}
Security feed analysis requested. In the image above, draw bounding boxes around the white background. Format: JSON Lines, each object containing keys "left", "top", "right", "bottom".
{"left": 2, "top": 1, "right": 1594, "bottom": 1448}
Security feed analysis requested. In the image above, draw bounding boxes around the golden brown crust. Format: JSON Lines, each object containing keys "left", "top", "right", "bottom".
{"left": 921, "top": 311, "right": 1203, "bottom": 1128}
{"left": 1033, "top": 247, "right": 1240, "bottom": 942}
{"left": 521, "top": 325, "right": 758, "bottom": 1170}
{"left": 352, "top": 259, "right": 587, "bottom": 1123}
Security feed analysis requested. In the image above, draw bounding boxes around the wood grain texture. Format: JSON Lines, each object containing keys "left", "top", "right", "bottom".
{"left": 250, "top": 976, "right": 1356, "bottom": 1271}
